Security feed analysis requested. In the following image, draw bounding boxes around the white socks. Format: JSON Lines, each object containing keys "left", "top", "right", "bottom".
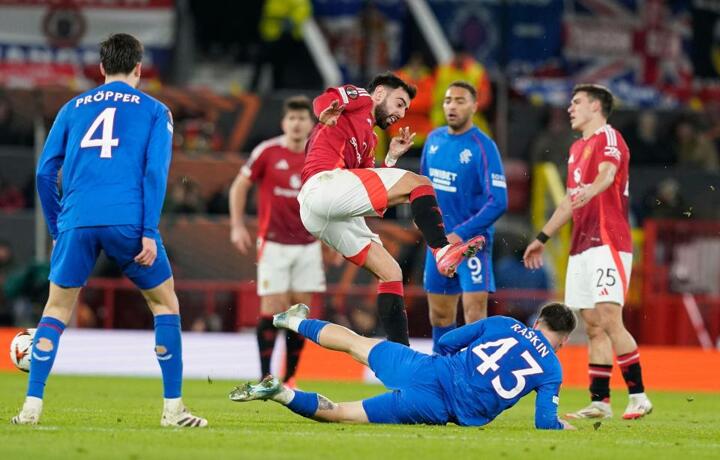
{"left": 271, "top": 386, "right": 296, "bottom": 405}
{"left": 287, "top": 317, "right": 303, "bottom": 333}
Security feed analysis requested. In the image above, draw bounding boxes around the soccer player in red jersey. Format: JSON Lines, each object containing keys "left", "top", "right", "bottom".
{"left": 230, "top": 96, "right": 325, "bottom": 388}
{"left": 300, "top": 72, "right": 484, "bottom": 345}
{"left": 523, "top": 84, "right": 652, "bottom": 420}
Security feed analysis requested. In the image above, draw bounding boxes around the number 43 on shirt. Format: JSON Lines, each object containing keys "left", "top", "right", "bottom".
{"left": 472, "top": 337, "right": 543, "bottom": 399}
{"left": 80, "top": 108, "right": 119, "bottom": 158}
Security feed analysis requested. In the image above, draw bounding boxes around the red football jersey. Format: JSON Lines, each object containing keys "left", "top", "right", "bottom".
{"left": 242, "top": 136, "right": 315, "bottom": 245}
{"left": 302, "top": 85, "right": 378, "bottom": 184}
{"left": 566, "top": 125, "right": 632, "bottom": 255}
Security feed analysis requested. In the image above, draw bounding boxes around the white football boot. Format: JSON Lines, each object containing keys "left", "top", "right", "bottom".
{"left": 273, "top": 303, "right": 310, "bottom": 330}
{"left": 11, "top": 397, "right": 43, "bottom": 425}
{"left": 622, "top": 393, "right": 653, "bottom": 420}
{"left": 565, "top": 401, "right": 613, "bottom": 419}
{"left": 160, "top": 399, "right": 208, "bottom": 428}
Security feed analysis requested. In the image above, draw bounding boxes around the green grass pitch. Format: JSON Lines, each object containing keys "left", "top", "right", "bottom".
{"left": 0, "top": 373, "right": 718, "bottom": 460}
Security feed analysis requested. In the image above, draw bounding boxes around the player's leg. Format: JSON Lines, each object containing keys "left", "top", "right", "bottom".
{"left": 428, "top": 293, "right": 459, "bottom": 352}
{"left": 109, "top": 226, "right": 206, "bottom": 427}
{"left": 12, "top": 283, "right": 80, "bottom": 425}
{"left": 563, "top": 249, "right": 613, "bottom": 420}
{"left": 284, "top": 291, "right": 310, "bottom": 386}
{"left": 596, "top": 302, "right": 651, "bottom": 419}
{"left": 461, "top": 291, "right": 489, "bottom": 324}
{"left": 274, "top": 303, "right": 381, "bottom": 365}
{"left": 258, "top": 293, "right": 288, "bottom": 377}
{"left": 285, "top": 241, "right": 326, "bottom": 386}
{"left": 385, "top": 170, "right": 485, "bottom": 276}
{"left": 363, "top": 241, "right": 410, "bottom": 345}
{"left": 256, "top": 241, "right": 294, "bottom": 379}
{"left": 13, "top": 228, "right": 99, "bottom": 425}
{"left": 591, "top": 247, "right": 651, "bottom": 419}
{"left": 229, "top": 375, "right": 371, "bottom": 423}
{"left": 423, "top": 247, "right": 460, "bottom": 352}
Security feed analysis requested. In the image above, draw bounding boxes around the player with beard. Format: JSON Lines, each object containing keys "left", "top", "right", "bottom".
{"left": 421, "top": 81, "right": 507, "bottom": 353}
{"left": 299, "top": 73, "right": 485, "bottom": 345}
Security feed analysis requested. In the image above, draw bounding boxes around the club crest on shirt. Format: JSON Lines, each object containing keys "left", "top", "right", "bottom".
{"left": 460, "top": 149, "right": 472, "bottom": 164}
{"left": 344, "top": 85, "right": 359, "bottom": 99}
{"left": 583, "top": 145, "right": 592, "bottom": 160}
{"left": 275, "top": 159, "right": 289, "bottom": 170}
{"left": 429, "top": 144, "right": 439, "bottom": 154}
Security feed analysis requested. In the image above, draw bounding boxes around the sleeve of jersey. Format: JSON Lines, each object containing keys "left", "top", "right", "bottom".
{"left": 435, "top": 319, "right": 487, "bottom": 356}
{"left": 313, "top": 86, "right": 372, "bottom": 117}
{"left": 142, "top": 107, "right": 173, "bottom": 239}
{"left": 534, "top": 382, "right": 564, "bottom": 430}
{"left": 241, "top": 143, "right": 267, "bottom": 181}
{"left": 598, "top": 128, "right": 623, "bottom": 168}
{"left": 36, "top": 104, "right": 69, "bottom": 240}
{"left": 453, "top": 138, "right": 508, "bottom": 240}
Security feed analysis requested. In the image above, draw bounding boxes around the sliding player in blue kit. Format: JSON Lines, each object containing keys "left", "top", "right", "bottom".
{"left": 230, "top": 302, "right": 577, "bottom": 430}
{"left": 12, "top": 33, "right": 207, "bottom": 427}
{"left": 421, "top": 81, "right": 508, "bottom": 352}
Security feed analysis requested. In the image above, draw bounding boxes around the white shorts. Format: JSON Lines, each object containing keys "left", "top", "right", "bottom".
{"left": 257, "top": 240, "right": 326, "bottom": 296}
{"left": 298, "top": 168, "right": 407, "bottom": 264}
{"left": 565, "top": 245, "right": 632, "bottom": 309}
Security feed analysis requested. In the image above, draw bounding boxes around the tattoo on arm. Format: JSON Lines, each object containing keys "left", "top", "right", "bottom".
{"left": 317, "top": 395, "right": 337, "bottom": 411}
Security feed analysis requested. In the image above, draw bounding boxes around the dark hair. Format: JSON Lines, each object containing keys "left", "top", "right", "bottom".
{"left": 367, "top": 72, "right": 417, "bottom": 100}
{"left": 100, "top": 33, "right": 143, "bottom": 76}
{"left": 537, "top": 302, "right": 577, "bottom": 335}
{"left": 447, "top": 80, "right": 477, "bottom": 100}
{"left": 283, "top": 95, "right": 313, "bottom": 117}
{"left": 572, "top": 83, "right": 614, "bottom": 118}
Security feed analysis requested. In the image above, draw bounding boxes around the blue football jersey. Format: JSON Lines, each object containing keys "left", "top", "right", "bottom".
{"left": 421, "top": 126, "right": 508, "bottom": 241}
{"left": 434, "top": 316, "right": 564, "bottom": 429}
{"left": 37, "top": 81, "right": 173, "bottom": 239}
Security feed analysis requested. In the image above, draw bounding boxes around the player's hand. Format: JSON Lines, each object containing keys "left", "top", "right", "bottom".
{"left": 231, "top": 225, "right": 253, "bottom": 254}
{"left": 134, "top": 237, "right": 157, "bottom": 267}
{"left": 318, "top": 100, "right": 345, "bottom": 126}
{"left": 447, "top": 233, "right": 462, "bottom": 244}
{"left": 560, "top": 419, "right": 577, "bottom": 430}
{"left": 388, "top": 127, "right": 416, "bottom": 159}
{"left": 570, "top": 188, "right": 595, "bottom": 210}
{"left": 522, "top": 239, "right": 545, "bottom": 270}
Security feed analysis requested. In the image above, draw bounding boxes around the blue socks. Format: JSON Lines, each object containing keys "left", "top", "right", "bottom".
{"left": 287, "top": 390, "right": 319, "bottom": 418}
{"left": 298, "top": 319, "right": 328, "bottom": 344}
{"left": 27, "top": 316, "right": 66, "bottom": 399}
{"left": 432, "top": 323, "right": 456, "bottom": 354}
{"left": 154, "top": 314, "right": 183, "bottom": 398}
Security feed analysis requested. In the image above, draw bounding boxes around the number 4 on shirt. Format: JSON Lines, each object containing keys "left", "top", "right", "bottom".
{"left": 80, "top": 107, "right": 119, "bottom": 158}
{"left": 472, "top": 337, "right": 543, "bottom": 399}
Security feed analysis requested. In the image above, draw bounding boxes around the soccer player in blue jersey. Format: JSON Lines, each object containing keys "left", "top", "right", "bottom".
{"left": 230, "top": 302, "right": 577, "bottom": 430}
{"left": 12, "top": 33, "right": 207, "bottom": 427}
{"left": 421, "top": 81, "right": 508, "bottom": 353}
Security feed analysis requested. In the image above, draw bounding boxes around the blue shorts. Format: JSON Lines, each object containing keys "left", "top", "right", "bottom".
{"left": 50, "top": 225, "right": 172, "bottom": 289}
{"left": 423, "top": 234, "right": 495, "bottom": 295}
{"left": 362, "top": 341, "right": 449, "bottom": 425}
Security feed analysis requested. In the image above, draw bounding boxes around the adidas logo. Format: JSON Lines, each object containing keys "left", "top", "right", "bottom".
{"left": 599, "top": 287, "right": 609, "bottom": 296}
{"left": 275, "top": 159, "right": 289, "bottom": 170}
